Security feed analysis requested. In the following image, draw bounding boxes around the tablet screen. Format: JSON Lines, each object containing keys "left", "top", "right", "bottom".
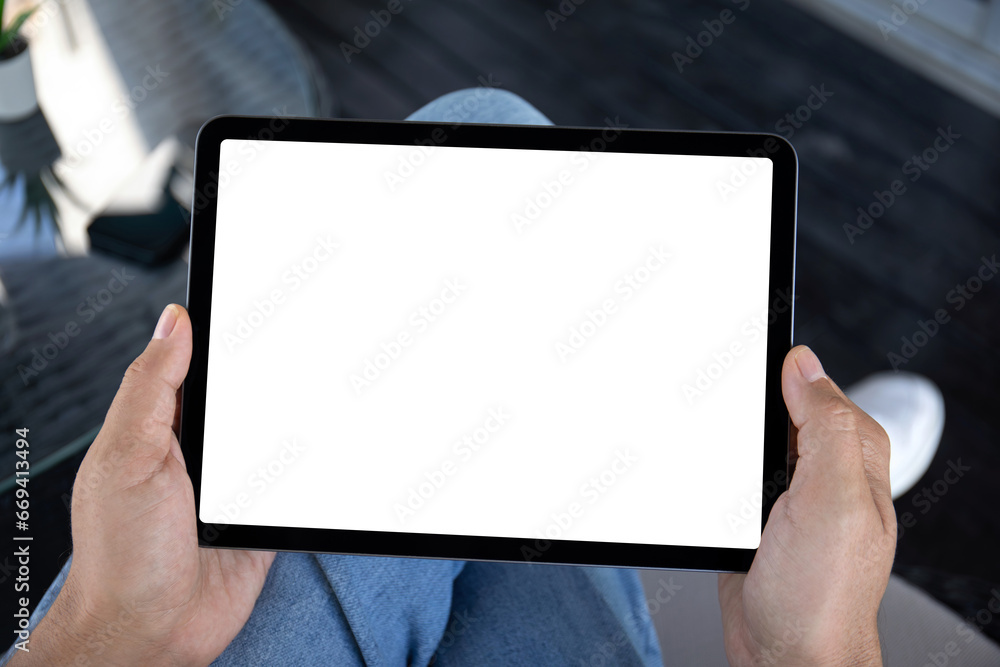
{"left": 198, "top": 136, "right": 775, "bottom": 552}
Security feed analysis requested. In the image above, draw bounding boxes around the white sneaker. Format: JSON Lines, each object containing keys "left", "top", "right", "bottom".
{"left": 844, "top": 372, "right": 945, "bottom": 499}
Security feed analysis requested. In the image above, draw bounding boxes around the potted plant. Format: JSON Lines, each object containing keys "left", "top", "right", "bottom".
{"left": 0, "top": 1, "right": 38, "bottom": 353}
{"left": 0, "top": 0, "right": 76, "bottom": 255}
{"left": 0, "top": 0, "right": 36, "bottom": 121}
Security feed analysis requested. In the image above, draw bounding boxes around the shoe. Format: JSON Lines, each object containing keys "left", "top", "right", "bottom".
{"left": 844, "top": 372, "right": 944, "bottom": 499}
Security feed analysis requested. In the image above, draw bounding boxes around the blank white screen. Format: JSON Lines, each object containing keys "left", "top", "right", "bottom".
{"left": 200, "top": 138, "right": 773, "bottom": 550}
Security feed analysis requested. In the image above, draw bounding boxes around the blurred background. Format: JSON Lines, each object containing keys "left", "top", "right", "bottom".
{"left": 1, "top": 0, "right": 999, "bottom": 656}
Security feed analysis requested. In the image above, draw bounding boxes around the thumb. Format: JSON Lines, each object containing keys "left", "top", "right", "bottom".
{"left": 782, "top": 345, "right": 848, "bottom": 429}
{"left": 102, "top": 304, "right": 193, "bottom": 462}
{"left": 781, "top": 346, "right": 888, "bottom": 510}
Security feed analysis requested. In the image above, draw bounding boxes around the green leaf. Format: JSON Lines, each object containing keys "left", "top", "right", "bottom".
{"left": 1, "top": 9, "right": 34, "bottom": 54}
{"left": 8, "top": 9, "right": 34, "bottom": 35}
{"left": 2, "top": 169, "right": 63, "bottom": 245}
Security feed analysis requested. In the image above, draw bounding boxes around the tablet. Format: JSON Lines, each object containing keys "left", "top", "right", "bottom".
{"left": 181, "top": 115, "right": 797, "bottom": 572}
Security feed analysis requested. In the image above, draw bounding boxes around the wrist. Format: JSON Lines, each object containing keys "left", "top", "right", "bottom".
{"left": 735, "top": 620, "right": 882, "bottom": 667}
{"left": 9, "top": 577, "right": 181, "bottom": 667}
{"left": 796, "top": 623, "right": 883, "bottom": 667}
{"left": 844, "top": 626, "right": 883, "bottom": 667}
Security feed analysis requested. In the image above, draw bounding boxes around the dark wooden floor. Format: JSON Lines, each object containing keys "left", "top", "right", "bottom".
{"left": 4, "top": 0, "right": 1000, "bottom": 646}
{"left": 262, "top": 0, "right": 1000, "bottom": 638}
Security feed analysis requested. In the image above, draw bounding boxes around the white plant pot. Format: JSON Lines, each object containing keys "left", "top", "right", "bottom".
{"left": 0, "top": 45, "right": 38, "bottom": 121}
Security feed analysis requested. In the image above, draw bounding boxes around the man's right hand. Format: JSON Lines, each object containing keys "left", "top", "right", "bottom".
{"left": 719, "top": 346, "right": 896, "bottom": 666}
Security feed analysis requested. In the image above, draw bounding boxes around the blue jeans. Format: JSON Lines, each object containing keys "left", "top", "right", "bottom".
{"left": 2, "top": 89, "right": 663, "bottom": 667}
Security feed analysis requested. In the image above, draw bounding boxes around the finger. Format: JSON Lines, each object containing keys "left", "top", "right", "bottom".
{"left": 100, "top": 304, "right": 193, "bottom": 463}
{"left": 781, "top": 346, "right": 872, "bottom": 510}
{"left": 783, "top": 346, "right": 892, "bottom": 508}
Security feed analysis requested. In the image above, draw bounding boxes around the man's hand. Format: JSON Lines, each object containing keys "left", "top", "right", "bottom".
{"left": 719, "top": 346, "right": 896, "bottom": 667}
{"left": 12, "top": 305, "right": 274, "bottom": 667}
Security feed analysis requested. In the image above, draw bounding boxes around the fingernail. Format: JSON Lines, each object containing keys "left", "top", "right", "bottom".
{"left": 154, "top": 305, "right": 178, "bottom": 340}
{"left": 795, "top": 346, "right": 827, "bottom": 382}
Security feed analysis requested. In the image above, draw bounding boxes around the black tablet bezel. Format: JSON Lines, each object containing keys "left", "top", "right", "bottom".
{"left": 182, "top": 115, "right": 797, "bottom": 572}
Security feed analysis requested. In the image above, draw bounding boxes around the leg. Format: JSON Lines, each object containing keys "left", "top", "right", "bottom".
{"left": 4, "top": 90, "right": 655, "bottom": 667}
{"left": 1, "top": 555, "right": 70, "bottom": 665}
{"left": 232, "top": 89, "right": 660, "bottom": 666}
{"left": 435, "top": 562, "right": 663, "bottom": 666}
{"left": 213, "top": 553, "right": 465, "bottom": 665}
{"left": 406, "top": 87, "right": 662, "bottom": 666}
{"left": 0, "top": 551, "right": 465, "bottom": 667}
{"left": 406, "top": 87, "right": 553, "bottom": 126}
